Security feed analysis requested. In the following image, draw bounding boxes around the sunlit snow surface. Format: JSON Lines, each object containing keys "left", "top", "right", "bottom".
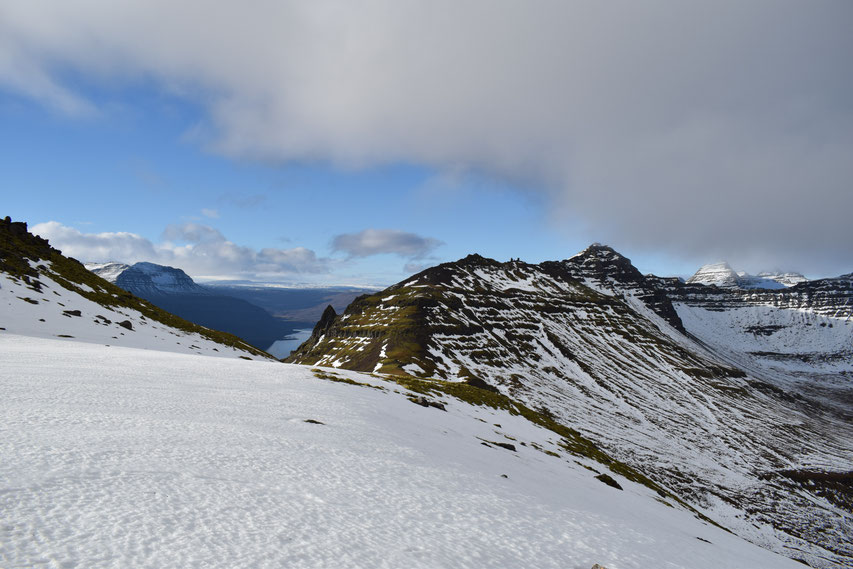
{"left": 0, "top": 269, "right": 263, "bottom": 359}
{"left": 0, "top": 335, "right": 804, "bottom": 569}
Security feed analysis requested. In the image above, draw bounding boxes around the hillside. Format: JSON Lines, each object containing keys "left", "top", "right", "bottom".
{"left": 287, "top": 247, "right": 853, "bottom": 568}
{"left": 0, "top": 217, "right": 270, "bottom": 359}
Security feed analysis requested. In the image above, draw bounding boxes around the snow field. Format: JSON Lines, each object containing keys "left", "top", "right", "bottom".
{"left": 0, "top": 271, "right": 263, "bottom": 360}
{"left": 0, "top": 335, "right": 804, "bottom": 569}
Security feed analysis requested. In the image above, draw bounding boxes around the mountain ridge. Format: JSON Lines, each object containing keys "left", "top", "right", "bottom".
{"left": 287, "top": 246, "right": 853, "bottom": 568}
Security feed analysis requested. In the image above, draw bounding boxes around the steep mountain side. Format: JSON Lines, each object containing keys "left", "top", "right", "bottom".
{"left": 88, "top": 261, "right": 291, "bottom": 351}
{"left": 1, "top": 217, "right": 270, "bottom": 359}
{"left": 288, "top": 249, "right": 853, "bottom": 568}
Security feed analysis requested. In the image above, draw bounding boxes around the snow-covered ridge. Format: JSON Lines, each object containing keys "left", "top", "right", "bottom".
{"left": 1, "top": 268, "right": 264, "bottom": 359}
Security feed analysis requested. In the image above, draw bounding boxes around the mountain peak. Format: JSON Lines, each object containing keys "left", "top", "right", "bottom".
{"left": 572, "top": 242, "right": 623, "bottom": 259}
{"left": 687, "top": 262, "right": 739, "bottom": 288}
{"left": 562, "top": 243, "right": 643, "bottom": 285}
{"left": 455, "top": 253, "right": 502, "bottom": 268}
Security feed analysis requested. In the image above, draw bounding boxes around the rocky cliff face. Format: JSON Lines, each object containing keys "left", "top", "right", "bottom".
{"left": 287, "top": 246, "right": 853, "bottom": 569}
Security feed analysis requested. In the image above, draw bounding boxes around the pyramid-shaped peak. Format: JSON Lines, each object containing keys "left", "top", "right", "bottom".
{"left": 561, "top": 244, "right": 644, "bottom": 285}
{"left": 686, "top": 262, "right": 739, "bottom": 287}
{"left": 569, "top": 243, "right": 634, "bottom": 263}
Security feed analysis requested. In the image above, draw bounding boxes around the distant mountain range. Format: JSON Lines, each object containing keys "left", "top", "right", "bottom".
{"left": 686, "top": 261, "right": 808, "bottom": 289}
{"left": 288, "top": 244, "right": 853, "bottom": 568}
{"left": 86, "top": 262, "right": 373, "bottom": 354}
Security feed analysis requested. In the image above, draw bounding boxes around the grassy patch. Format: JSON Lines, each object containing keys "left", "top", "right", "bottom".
{"left": 312, "top": 368, "right": 385, "bottom": 390}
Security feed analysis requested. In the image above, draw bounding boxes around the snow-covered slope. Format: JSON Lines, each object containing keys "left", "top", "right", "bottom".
{"left": 0, "top": 268, "right": 263, "bottom": 358}
{"left": 1, "top": 217, "right": 269, "bottom": 359}
{"left": 288, "top": 249, "right": 853, "bottom": 568}
{"left": 0, "top": 334, "right": 806, "bottom": 569}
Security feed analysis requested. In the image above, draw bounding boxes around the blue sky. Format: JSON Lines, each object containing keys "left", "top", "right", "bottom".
{"left": 1, "top": 82, "right": 598, "bottom": 285}
{"left": 2, "top": 2, "right": 850, "bottom": 284}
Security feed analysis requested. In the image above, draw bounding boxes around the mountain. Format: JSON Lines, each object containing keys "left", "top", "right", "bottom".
{"left": 288, "top": 245, "right": 853, "bottom": 569}
{"left": 88, "top": 261, "right": 292, "bottom": 351}
{"left": 0, "top": 217, "right": 269, "bottom": 359}
{"left": 687, "top": 261, "right": 807, "bottom": 290}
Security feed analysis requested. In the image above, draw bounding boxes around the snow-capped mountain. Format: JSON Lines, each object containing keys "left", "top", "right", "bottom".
{"left": 687, "top": 261, "right": 807, "bottom": 290}
{"left": 87, "top": 260, "right": 291, "bottom": 351}
{"left": 686, "top": 261, "right": 742, "bottom": 288}
{"left": 88, "top": 261, "right": 211, "bottom": 296}
{"left": 288, "top": 245, "right": 853, "bottom": 569}
{"left": 0, "top": 217, "right": 268, "bottom": 359}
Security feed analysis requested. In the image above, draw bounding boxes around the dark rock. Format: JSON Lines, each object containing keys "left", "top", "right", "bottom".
{"left": 117, "top": 320, "right": 133, "bottom": 330}
{"left": 304, "top": 419, "right": 325, "bottom": 425}
{"left": 62, "top": 309, "right": 82, "bottom": 317}
{"left": 595, "top": 473, "right": 623, "bottom": 490}
{"left": 315, "top": 304, "right": 338, "bottom": 334}
{"left": 409, "top": 396, "right": 446, "bottom": 411}
{"left": 494, "top": 442, "right": 517, "bottom": 452}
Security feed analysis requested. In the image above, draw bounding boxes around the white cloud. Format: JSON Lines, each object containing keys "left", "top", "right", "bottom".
{"left": 4, "top": 1, "right": 853, "bottom": 272}
{"left": 200, "top": 208, "right": 219, "bottom": 219}
{"left": 32, "top": 221, "right": 330, "bottom": 279}
{"left": 332, "top": 229, "right": 442, "bottom": 259}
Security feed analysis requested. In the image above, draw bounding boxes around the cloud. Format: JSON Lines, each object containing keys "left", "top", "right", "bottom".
{"left": 3, "top": 2, "right": 853, "bottom": 272}
{"left": 32, "top": 221, "right": 330, "bottom": 279}
{"left": 332, "top": 229, "right": 442, "bottom": 259}
{"left": 200, "top": 208, "right": 219, "bottom": 219}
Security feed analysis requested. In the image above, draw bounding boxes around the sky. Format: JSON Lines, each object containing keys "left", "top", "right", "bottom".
{"left": 1, "top": 1, "right": 851, "bottom": 285}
